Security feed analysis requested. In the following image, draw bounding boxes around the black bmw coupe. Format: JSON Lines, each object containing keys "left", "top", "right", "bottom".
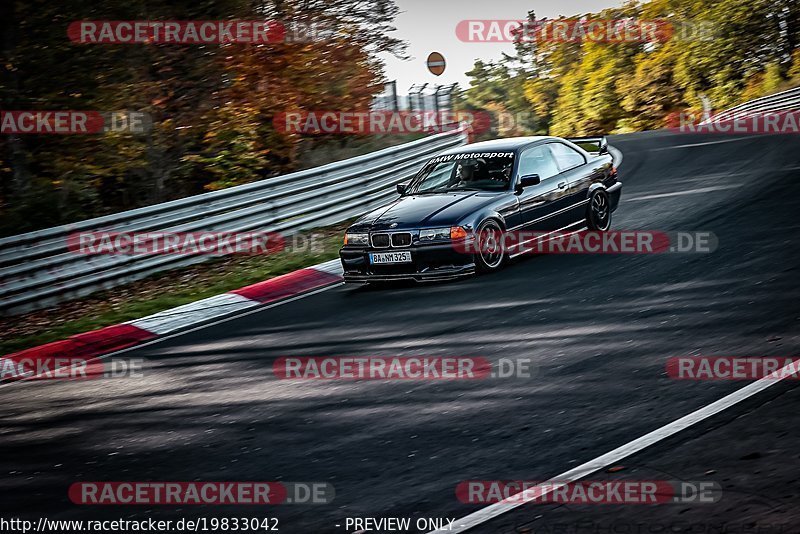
{"left": 339, "top": 135, "right": 621, "bottom": 282}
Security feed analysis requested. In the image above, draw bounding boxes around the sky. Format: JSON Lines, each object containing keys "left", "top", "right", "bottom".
{"left": 379, "top": 0, "right": 624, "bottom": 94}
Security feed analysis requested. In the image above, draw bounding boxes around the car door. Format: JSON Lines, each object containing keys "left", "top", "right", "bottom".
{"left": 548, "top": 142, "right": 593, "bottom": 226}
{"left": 515, "top": 144, "right": 569, "bottom": 231}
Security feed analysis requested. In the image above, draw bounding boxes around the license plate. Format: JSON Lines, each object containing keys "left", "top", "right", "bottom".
{"left": 370, "top": 251, "right": 412, "bottom": 264}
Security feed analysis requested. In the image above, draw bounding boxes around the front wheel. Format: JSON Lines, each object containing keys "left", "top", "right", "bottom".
{"left": 586, "top": 190, "right": 611, "bottom": 231}
{"left": 474, "top": 220, "right": 507, "bottom": 273}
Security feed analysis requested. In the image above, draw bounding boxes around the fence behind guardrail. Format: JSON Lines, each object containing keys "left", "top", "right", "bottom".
{"left": 700, "top": 86, "right": 800, "bottom": 124}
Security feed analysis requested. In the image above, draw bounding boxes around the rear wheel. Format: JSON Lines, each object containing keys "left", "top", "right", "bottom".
{"left": 474, "top": 220, "right": 506, "bottom": 273}
{"left": 586, "top": 190, "right": 611, "bottom": 231}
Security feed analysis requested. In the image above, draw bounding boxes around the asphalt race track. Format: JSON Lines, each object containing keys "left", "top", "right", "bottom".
{"left": 1, "top": 130, "right": 799, "bottom": 533}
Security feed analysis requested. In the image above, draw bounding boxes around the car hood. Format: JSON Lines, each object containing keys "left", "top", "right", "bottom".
{"left": 349, "top": 191, "right": 499, "bottom": 231}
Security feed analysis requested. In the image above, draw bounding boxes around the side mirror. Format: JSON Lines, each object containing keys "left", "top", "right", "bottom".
{"left": 598, "top": 140, "right": 609, "bottom": 155}
{"left": 516, "top": 174, "right": 540, "bottom": 192}
{"left": 396, "top": 182, "right": 408, "bottom": 195}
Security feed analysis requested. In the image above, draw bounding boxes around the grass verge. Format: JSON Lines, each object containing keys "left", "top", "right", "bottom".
{"left": 1, "top": 226, "right": 346, "bottom": 355}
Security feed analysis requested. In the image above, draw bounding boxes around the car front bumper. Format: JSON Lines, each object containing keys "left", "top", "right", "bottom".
{"left": 339, "top": 240, "right": 475, "bottom": 283}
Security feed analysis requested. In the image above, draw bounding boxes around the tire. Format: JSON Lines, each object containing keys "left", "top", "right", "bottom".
{"left": 474, "top": 219, "right": 507, "bottom": 273}
{"left": 586, "top": 190, "right": 612, "bottom": 231}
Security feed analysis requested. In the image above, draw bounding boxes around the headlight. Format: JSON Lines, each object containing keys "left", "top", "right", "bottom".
{"left": 419, "top": 227, "right": 450, "bottom": 241}
{"left": 419, "top": 227, "right": 468, "bottom": 240}
{"left": 344, "top": 232, "right": 369, "bottom": 245}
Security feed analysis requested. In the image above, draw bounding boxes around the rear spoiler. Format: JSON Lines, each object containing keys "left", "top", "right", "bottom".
{"left": 566, "top": 136, "right": 608, "bottom": 155}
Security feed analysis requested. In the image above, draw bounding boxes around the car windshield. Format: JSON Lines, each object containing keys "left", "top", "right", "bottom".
{"left": 406, "top": 152, "right": 515, "bottom": 194}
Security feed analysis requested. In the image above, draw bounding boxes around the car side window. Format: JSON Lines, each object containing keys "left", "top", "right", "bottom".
{"left": 517, "top": 145, "right": 559, "bottom": 181}
{"left": 549, "top": 142, "right": 586, "bottom": 171}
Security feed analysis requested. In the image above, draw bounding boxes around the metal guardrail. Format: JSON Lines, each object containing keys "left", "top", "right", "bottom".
{"left": 0, "top": 126, "right": 469, "bottom": 315}
{"left": 700, "top": 85, "right": 800, "bottom": 124}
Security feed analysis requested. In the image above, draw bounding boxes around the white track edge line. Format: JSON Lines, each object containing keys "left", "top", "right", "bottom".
{"left": 432, "top": 358, "right": 800, "bottom": 533}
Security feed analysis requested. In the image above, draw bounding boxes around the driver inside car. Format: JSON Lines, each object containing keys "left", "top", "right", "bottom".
{"left": 450, "top": 159, "right": 488, "bottom": 188}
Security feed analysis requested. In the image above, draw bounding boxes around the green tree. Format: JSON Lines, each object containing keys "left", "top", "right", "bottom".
{"left": 617, "top": 42, "right": 684, "bottom": 131}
